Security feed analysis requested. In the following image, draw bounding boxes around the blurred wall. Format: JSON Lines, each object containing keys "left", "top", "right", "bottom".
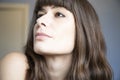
{"left": 0, "top": 0, "right": 120, "bottom": 80}
{"left": 0, "top": 0, "right": 35, "bottom": 22}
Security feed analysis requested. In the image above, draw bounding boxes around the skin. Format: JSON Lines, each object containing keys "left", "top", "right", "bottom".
{"left": 34, "top": 6, "right": 75, "bottom": 55}
{"left": 34, "top": 6, "right": 75, "bottom": 80}
{"left": 0, "top": 52, "right": 28, "bottom": 80}
{"left": 0, "top": 6, "right": 75, "bottom": 80}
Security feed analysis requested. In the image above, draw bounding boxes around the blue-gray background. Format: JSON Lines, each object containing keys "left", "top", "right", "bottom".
{"left": 0, "top": 0, "right": 120, "bottom": 80}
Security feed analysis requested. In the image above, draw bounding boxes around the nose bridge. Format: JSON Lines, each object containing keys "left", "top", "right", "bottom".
{"left": 36, "top": 12, "right": 52, "bottom": 27}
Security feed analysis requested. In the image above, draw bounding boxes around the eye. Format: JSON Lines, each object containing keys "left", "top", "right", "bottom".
{"left": 55, "top": 12, "right": 65, "bottom": 17}
{"left": 37, "top": 14, "right": 44, "bottom": 18}
{"left": 37, "top": 11, "right": 45, "bottom": 18}
{"left": 37, "top": 14, "right": 43, "bottom": 18}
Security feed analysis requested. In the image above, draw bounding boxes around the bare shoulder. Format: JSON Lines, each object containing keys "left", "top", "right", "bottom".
{"left": 0, "top": 52, "right": 29, "bottom": 80}
{"left": 1, "top": 52, "right": 28, "bottom": 68}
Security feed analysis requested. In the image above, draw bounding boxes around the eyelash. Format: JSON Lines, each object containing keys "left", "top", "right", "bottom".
{"left": 37, "top": 14, "right": 44, "bottom": 18}
{"left": 37, "top": 12, "right": 65, "bottom": 18}
{"left": 55, "top": 12, "right": 65, "bottom": 17}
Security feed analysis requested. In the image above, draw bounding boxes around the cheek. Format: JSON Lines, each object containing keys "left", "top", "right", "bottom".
{"left": 53, "top": 21, "right": 76, "bottom": 51}
{"left": 56, "top": 19, "right": 76, "bottom": 40}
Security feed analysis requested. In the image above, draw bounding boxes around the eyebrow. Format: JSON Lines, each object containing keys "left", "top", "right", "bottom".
{"left": 51, "top": 6, "right": 60, "bottom": 9}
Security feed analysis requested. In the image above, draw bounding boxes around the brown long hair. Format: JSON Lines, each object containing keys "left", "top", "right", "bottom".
{"left": 25, "top": 0, "right": 113, "bottom": 80}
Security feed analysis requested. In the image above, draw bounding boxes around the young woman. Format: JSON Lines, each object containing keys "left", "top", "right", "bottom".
{"left": 0, "top": 0, "right": 113, "bottom": 80}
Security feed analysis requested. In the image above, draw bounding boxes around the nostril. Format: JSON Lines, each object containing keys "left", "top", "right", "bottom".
{"left": 36, "top": 18, "right": 46, "bottom": 27}
{"left": 41, "top": 23, "right": 46, "bottom": 27}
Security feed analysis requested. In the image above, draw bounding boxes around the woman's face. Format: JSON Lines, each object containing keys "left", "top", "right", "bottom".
{"left": 33, "top": 6, "right": 75, "bottom": 55}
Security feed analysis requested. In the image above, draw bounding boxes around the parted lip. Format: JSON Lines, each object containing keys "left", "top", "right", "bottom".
{"left": 35, "top": 32, "right": 52, "bottom": 38}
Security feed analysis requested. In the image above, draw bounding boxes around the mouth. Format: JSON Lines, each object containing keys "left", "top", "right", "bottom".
{"left": 35, "top": 32, "right": 52, "bottom": 40}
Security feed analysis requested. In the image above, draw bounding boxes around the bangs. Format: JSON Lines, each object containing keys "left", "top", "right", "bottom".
{"left": 34, "top": 0, "right": 73, "bottom": 13}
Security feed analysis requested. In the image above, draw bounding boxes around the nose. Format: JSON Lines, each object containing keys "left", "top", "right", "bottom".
{"left": 36, "top": 18, "right": 47, "bottom": 28}
{"left": 36, "top": 13, "right": 52, "bottom": 28}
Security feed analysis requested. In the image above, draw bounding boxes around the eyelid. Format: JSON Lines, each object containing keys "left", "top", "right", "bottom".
{"left": 55, "top": 12, "right": 66, "bottom": 17}
{"left": 38, "top": 11, "right": 45, "bottom": 15}
{"left": 37, "top": 11, "right": 46, "bottom": 18}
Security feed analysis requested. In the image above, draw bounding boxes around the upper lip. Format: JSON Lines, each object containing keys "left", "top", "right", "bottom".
{"left": 35, "top": 32, "right": 52, "bottom": 38}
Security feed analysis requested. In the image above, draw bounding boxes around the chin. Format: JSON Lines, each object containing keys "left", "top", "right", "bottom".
{"left": 33, "top": 43, "right": 74, "bottom": 55}
{"left": 34, "top": 48, "right": 73, "bottom": 56}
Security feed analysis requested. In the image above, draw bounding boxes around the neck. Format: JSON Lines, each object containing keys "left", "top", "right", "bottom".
{"left": 44, "top": 54, "right": 72, "bottom": 80}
